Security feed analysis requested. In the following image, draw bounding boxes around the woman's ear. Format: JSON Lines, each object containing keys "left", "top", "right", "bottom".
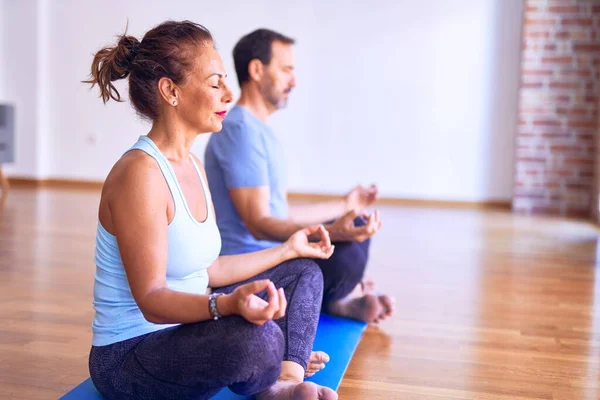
{"left": 157, "top": 77, "right": 179, "bottom": 106}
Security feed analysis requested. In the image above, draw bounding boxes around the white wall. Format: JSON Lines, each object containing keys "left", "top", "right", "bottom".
{"left": 2, "top": 0, "right": 523, "bottom": 201}
{"left": 1, "top": 0, "right": 42, "bottom": 177}
{"left": 0, "top": 1, "right": 4, "bottom": 100}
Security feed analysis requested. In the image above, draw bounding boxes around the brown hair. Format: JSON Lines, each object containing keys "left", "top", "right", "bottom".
{"left": 84, "top": 20, "right": 213, "bottom": 120}
{"left": 233, "top": 28, "right": 295, "bottom": 87}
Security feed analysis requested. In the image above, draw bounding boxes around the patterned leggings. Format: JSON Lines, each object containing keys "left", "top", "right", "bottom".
{"left": 89, "top": 259, "right": 323, "bottom": 400}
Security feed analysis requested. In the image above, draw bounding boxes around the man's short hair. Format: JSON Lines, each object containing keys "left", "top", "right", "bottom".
{"left": 233, "top": 28, "right": 295, "bottom": 87}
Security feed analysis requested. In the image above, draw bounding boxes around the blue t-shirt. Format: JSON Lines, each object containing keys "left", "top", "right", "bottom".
{"left": 205, "top": 105, "right": 288, "bottom": 255}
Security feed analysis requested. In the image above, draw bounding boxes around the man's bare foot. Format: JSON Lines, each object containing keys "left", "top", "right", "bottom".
{"left": 360, "top": 275, "right": 376, "bottom": 293}
{"left": 327, "top": 293, "right": 395, "bottom": 324}
{"left": 258, "top": 380, "right": 338, "bottom": 400}
{"left": 304, "top": 351, "right": 330, "bottom": 378}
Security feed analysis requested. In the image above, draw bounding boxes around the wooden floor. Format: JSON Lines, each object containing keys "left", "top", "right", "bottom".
{"left": 1, "top": 187, "right": 599, "bottom": 400}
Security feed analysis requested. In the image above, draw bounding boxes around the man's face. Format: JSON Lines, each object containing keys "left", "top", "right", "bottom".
{"left": 260, "top": 40, "right": 296, "bottom": 110}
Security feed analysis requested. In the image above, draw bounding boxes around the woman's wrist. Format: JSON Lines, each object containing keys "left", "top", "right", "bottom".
{"left": 215, "top": 293, "right": 235, "bottom": 317}
{"left": 280, "top": 241, "right": 298, "bottom": 260}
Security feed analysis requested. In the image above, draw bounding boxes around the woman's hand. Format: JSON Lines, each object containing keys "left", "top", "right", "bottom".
{"left": 285, "top": 225, "right": 335, "bottom": 259}
{"left": 221, "top": 279, "right": 287, "bottom": 325}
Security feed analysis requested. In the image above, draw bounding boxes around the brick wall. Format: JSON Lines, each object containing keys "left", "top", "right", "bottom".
{"left": 514, "top": 0, "right": 600, "bottom": 218}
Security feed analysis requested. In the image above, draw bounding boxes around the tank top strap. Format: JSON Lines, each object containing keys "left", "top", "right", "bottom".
{"left": 126, "top": 135, "right": 186, "bottom": 214}
{"left": 189, "top": 154, "right": 214, "bottom": 221}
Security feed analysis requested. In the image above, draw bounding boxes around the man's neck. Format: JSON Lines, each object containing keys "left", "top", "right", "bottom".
{"left": 236, "top": 85, "right": 275, "bottom": 123}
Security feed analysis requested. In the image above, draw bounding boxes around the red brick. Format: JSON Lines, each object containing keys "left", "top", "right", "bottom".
{"left": 522, "top": 82, "right": 545, "bottom": 89}
{"left": 526, "top": 18, "right": 558, "bottom": 26}
{"left": 556, "top": 107, "right": 590, "bottom": 116}
{"left": 565, "top": 158, "right": 594, "bottom": 165}
{"left": 542, "top": 56, "right": 574, "bottom": 64}
{"left": 542, "top": 181, "right": 562, "bottom": 189}
{"left": 518, "top": 131, "right": 537, "bottom": 137}
{"left": 555, "top": 31, "right": 570, "bottom": 39}
{"left": 550, "top": 81, "right": 581, "bottom": 89}
{"left": 548, "top": 169, "right": 575, "bottom": 177}
{"left": 526, "top": 31, "right": 551, "bottom": 39}
{"left": 533, "top": 119, "right": 562, "bottom": 127}
{"left": 523, "top": 69, "right": 554, "bottom": 76}
{"left": 573, "top": 43, "right": 600, "bottom": 52}
{"left": 542, "top": 132, "right": 571, "bottom": 138}
{"left": 576, "top": 133, "right": 595, "bottom": 141}
{"left": 550, "top": 145, "right": 581, "bottom": 152}
{"left": 578, "top": 165, "right": 595, "bottom": 174}
{"left": 521, "top": 106, "right": 554, "bottom": 114}
{"left": 559, "top": 68, "right": 592, "bottom": 78}
{"left": 518, "top": 157, "right": 547, "bottom": 163}
{"left": 566, "top": 183, "right": 592, "bottom": 191}
{"left": 580, "top": 171, "right": 594, "bottom": 178}
{"left": 562, "top": 18, "right": 593, "bottom": 27}
{"left": 549, "top": 94, "right": 571, "bottom": 102}
{"left": 544, "top": 44, "right": 558, "bottom": 51}
{"left": 548, "top": 5, "right": 580, "bottom": 13}
{"left": 593, "top": 5, "right": 600, "bottom": 13}
{"left": 567, "top": 120, "right": 596, "bottom": 128}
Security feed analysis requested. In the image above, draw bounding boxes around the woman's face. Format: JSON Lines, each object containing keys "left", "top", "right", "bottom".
{"left": 176, "top": 43, "right": 233, "bottom": 133}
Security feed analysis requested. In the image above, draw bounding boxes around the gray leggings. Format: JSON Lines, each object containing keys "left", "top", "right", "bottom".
{"left": 89, "top": 259, "right": 323, "bottom": 400}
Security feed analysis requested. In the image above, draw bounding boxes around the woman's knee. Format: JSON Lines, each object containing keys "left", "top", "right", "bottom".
{"left": 228, "top": 321, "right": 283, "bottom": 394}
{"left": 285, "top": 258, "right": 324, "bottom": 295}
{"left": 243, "top": 320, "right": 284, "bottom": 366}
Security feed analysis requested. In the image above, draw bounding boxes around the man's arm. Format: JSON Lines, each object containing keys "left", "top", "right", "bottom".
{"left": 287, "top": 184, "right": 380, "bottom": 225}
{"left": 287, "top": 199, "right": 348, "bottom": 225}
{"left": 230, "top": 186, "right": 304, "bottom": 242}
{"left": 229, "top": 185, "right": 382, "bottom": 243}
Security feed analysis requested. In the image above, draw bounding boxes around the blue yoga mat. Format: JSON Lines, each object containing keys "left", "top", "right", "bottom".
{"left": 59, "top": 314, "right": 366, "bottom": 400}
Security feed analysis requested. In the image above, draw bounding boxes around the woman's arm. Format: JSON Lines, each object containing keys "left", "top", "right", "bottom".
{"left": 109, "top": 156, "right": 221, "bottom": 324}
{"left": 208, "top": 225, "right": 332, "bottom": 287}
{"left": 191, "top": 154, "right": 333, "bottom": 289}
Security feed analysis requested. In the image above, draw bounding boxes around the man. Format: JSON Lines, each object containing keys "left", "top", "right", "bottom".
{"left": 205, "top": 29, "right": 394, "bottom": 327}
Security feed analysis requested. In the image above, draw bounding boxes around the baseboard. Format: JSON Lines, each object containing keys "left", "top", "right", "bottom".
{"left": 7, "top": 176, "right": 512, "bottom": 210}
{"left": 287, "top": 192, "right": 512, "bottom": 210}
{"left": 8, "top": 177, "right": 104, "bottom": 190}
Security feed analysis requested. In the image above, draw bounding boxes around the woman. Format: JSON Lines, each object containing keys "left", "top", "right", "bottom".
{"left": 86, "top": 20, "right": 338, "bottom": 400}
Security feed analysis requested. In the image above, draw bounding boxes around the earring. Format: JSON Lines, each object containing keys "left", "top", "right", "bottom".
{"left": 172, "top": 100, "right": 177, "bottom": 106}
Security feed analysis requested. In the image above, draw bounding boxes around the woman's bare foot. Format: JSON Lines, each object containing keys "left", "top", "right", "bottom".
{"left": 304, "top": 351, "right": 330, "bottom": 378}
{"left": 327, "top": 292, "right": 395, "bottom": 324}
{"left": 258, "top": 380, "right": 338, "bottom": 400}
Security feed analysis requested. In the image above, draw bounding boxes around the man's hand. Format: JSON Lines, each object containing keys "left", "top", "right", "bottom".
{"left": 345, "top": 184, "right": 378, "bottom": 213}
{"left": 326, "top": 209, "right": 382, "bottom": 242}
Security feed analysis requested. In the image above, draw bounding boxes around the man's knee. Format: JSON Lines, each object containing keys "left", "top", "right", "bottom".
{"left": 330, "top": 241, "right": 368, "bottom": 278}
